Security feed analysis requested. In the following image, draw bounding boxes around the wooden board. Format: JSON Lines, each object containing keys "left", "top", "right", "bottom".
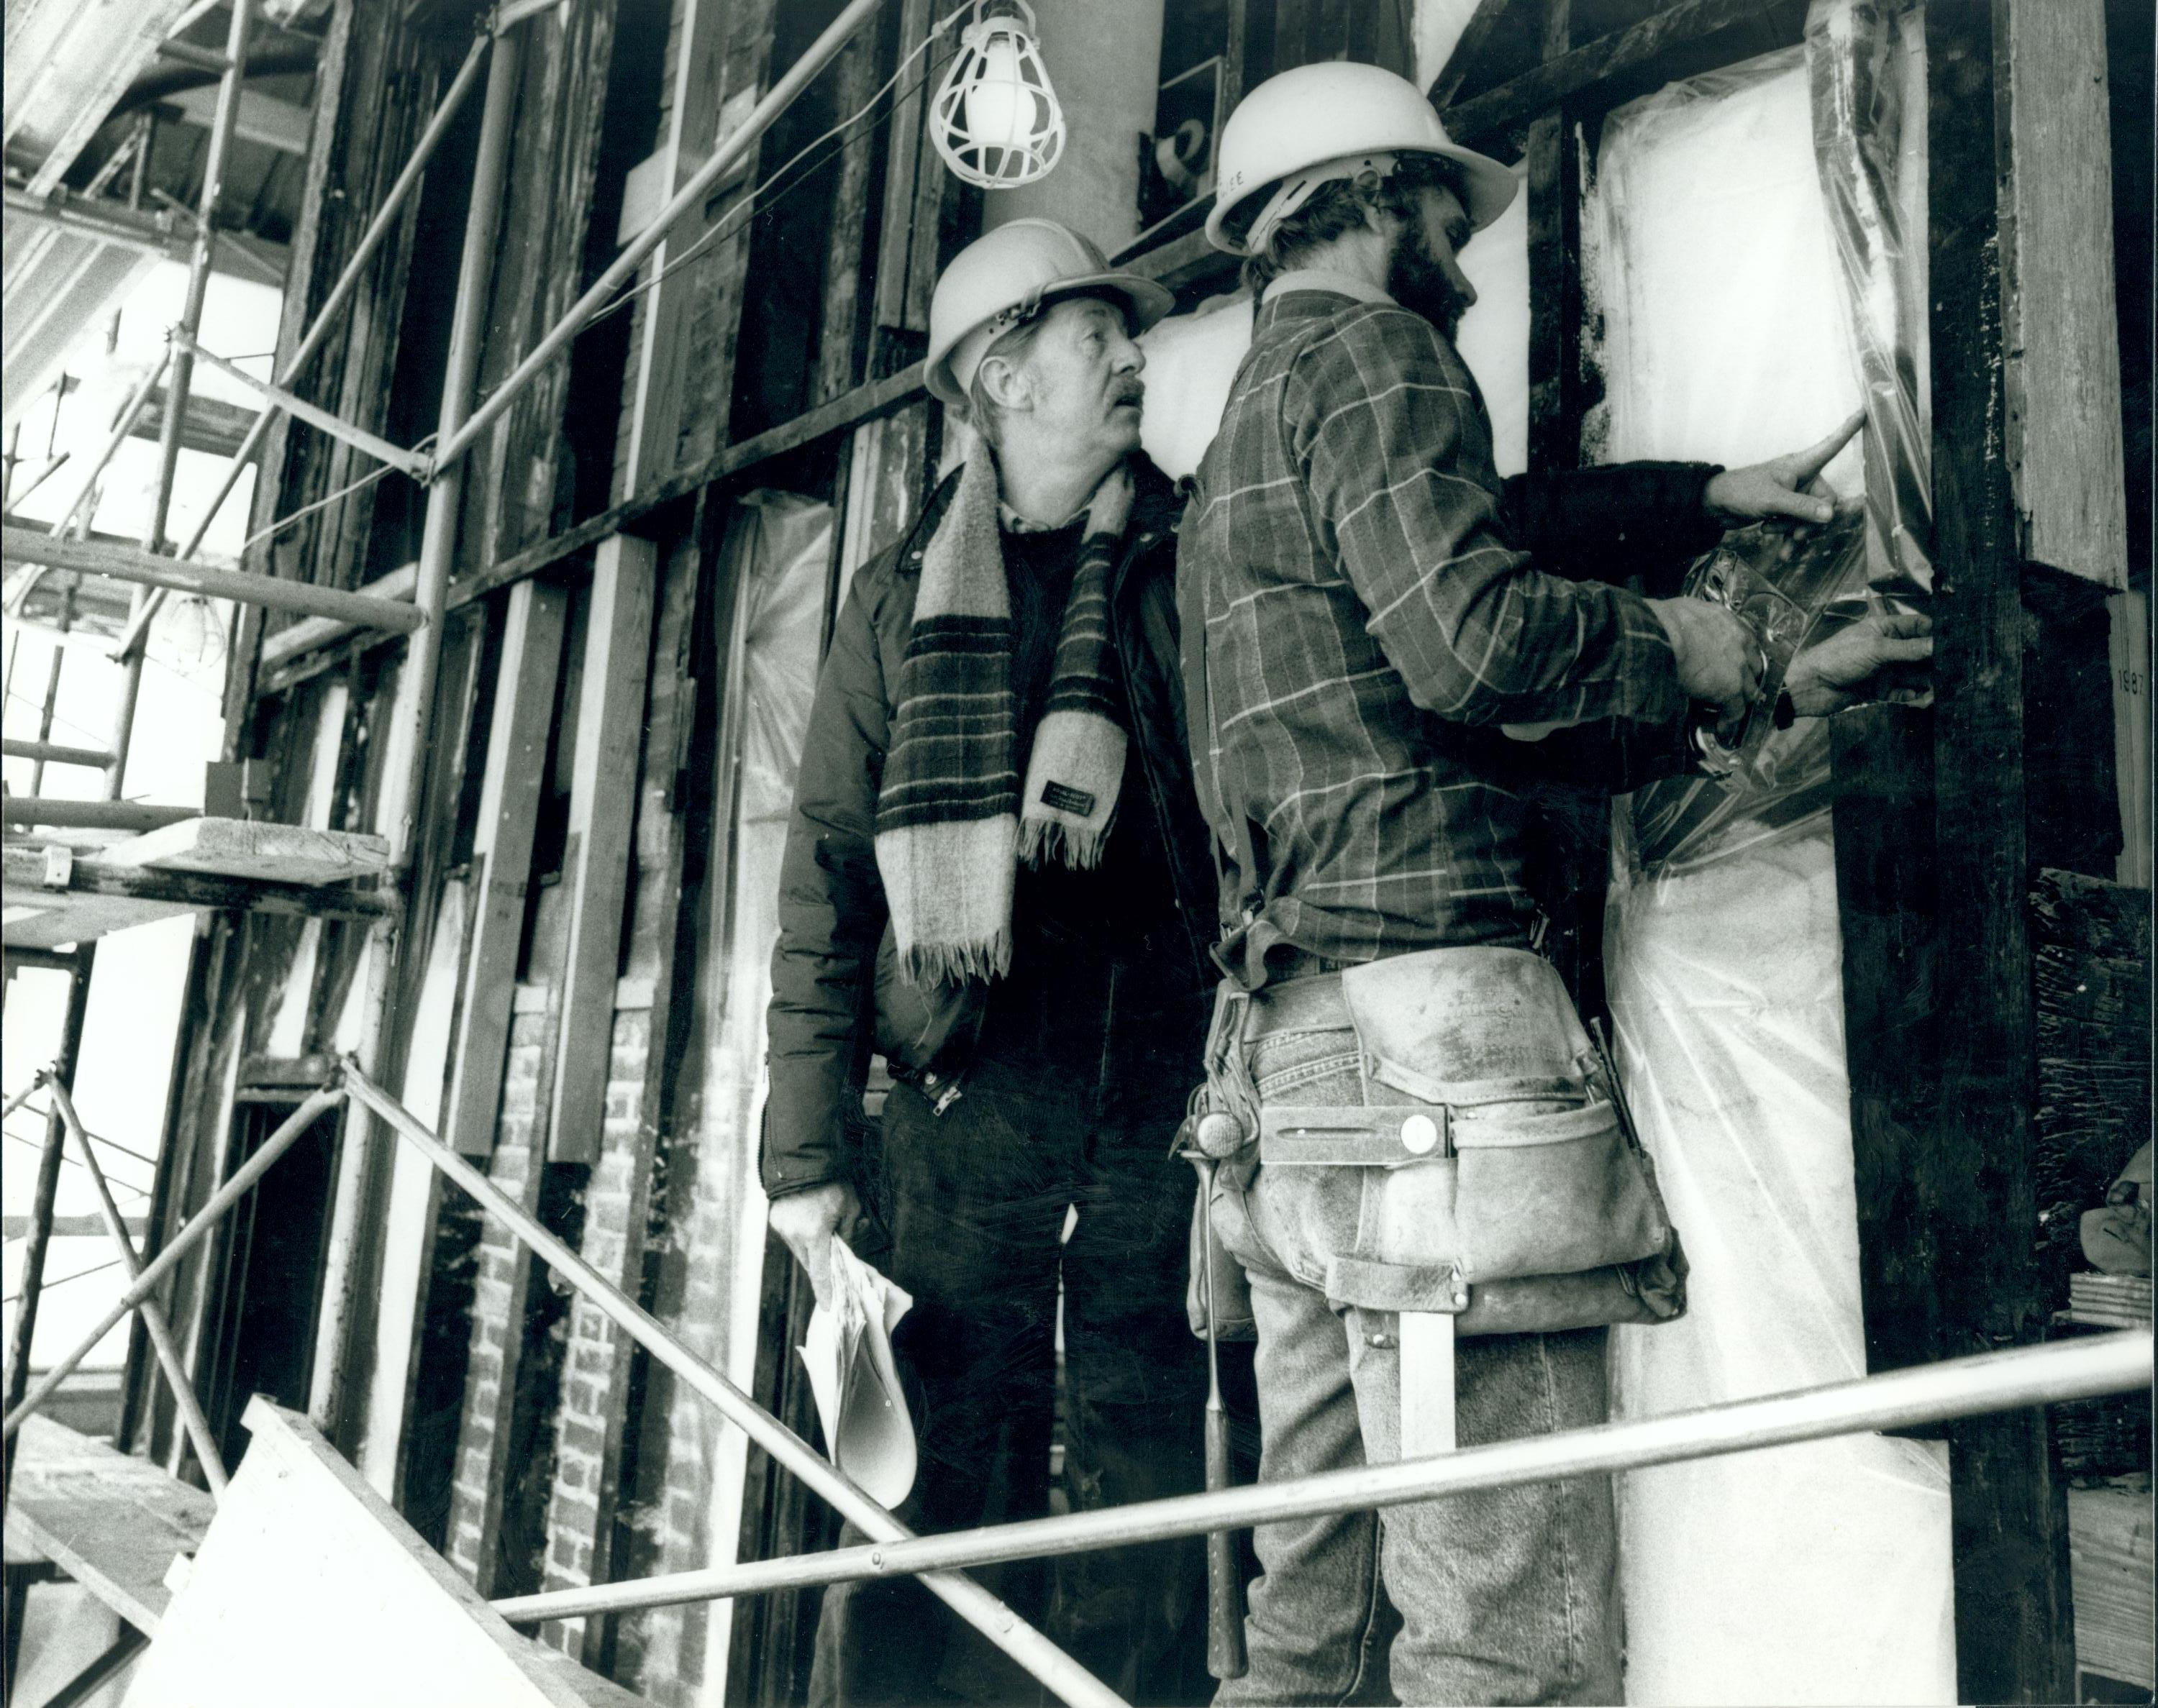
{"left": 444, "top": 581, "right": 568, "bottom": 1156}
{"left": 120, "top": 1399, "right": 646, "bottom": 1708}
{"left": 548, "top": 536, "right": 657, "bottom": 1163}
{"left": 92, "top": 818, "right": 390, "bottom": 886}
{"left": 3, "top": 1415, "right": 215, "bottom": 1637}
{"left": 1998, "top": 0, "right": 2130, "bottom": 587}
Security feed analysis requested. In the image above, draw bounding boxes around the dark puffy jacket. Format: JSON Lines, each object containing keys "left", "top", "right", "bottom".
{"left": 762, "top": 454, "right": 1215, "bottom": 1200}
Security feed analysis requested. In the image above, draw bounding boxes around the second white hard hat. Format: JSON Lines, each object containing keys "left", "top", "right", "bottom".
{"left": 1206, "top": 61, "right": 1517, "bottom": 257}
{"left": 925, "top": 219, "right": 1175, "bottom": 407}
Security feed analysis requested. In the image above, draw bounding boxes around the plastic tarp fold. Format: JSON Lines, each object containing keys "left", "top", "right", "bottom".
{"left": 1591, "top": 14, "right": 1954, "bottom": 1704}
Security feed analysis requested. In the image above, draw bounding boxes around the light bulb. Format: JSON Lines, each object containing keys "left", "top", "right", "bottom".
{"left": 965, "top": 36, "right": 1028, "bottom": 156}
{"left": 931, "top": 1, "right": 1064, "bottom": 189}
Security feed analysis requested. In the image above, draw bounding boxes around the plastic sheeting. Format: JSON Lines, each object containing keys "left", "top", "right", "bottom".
{"left": 1593, "top": 23, "right": 1955, "bottom": 1706}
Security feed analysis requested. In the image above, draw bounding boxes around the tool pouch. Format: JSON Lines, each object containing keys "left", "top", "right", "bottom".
{"left": 1257, "top": 947, "right": 1685, "bottom": 1333}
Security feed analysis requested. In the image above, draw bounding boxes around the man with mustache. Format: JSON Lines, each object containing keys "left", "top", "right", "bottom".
{"left": 762, "top": 219, "right": 1219, "bottom": 1705}
{"left": 1180, "top": 62, "right": 1932, "bottom": 1706}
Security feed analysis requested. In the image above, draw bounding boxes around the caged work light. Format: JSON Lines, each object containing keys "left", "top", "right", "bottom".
{"left": 931, "top": 0, "right": 1065, "bottom": 188}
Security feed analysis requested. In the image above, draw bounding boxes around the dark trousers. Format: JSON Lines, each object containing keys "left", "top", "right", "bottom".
{"left": 811, "top": 1009, "right": 1211, "bottom": 1707}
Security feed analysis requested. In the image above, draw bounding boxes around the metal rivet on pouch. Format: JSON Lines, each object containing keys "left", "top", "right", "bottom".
{"left": 1400, "top": 1113, "right": 1441, "bottom": 1155}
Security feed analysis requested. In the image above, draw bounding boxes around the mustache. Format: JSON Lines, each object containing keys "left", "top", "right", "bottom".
{"left": 1111, "top": 378, "right": 1146, "bottom": 408}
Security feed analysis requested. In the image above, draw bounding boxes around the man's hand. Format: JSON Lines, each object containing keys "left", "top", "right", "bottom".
{"left": 1785, "top": 611, "right": 1934, "bottom": 718}
{"left": 1649, "top": 598, "right": 1764, "bottom": 718}
{"left": 1702, "top": 411, "right": 1863, "bottom": 526}
{"left": 768, "top": 1181, "right": 866, "bottom": 1311}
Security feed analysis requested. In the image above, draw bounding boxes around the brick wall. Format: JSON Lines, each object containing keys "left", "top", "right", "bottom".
{"left": 443, "top": 995, "right": 557, "bottom": 1593}
{"left": 536, "top": 998, "right": 655, "bottom": 1655}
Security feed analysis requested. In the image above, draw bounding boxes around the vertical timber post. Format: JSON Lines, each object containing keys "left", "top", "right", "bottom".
{"left": 1926, "top": 2, "right": 2072, "bottom": 1698}
{"left": 310, "top": 20, "right": 519, "bottom": 1454}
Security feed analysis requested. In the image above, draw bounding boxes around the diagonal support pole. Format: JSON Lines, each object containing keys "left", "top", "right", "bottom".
{"left": 174, "top": 331, "right": 432, "bottom": 479}
{"left": 2, "top": 1084, "right": 345, "bottom": 1442}
{"left": 340, "top": 1062, "right": 1128, "bottom": 1708}
{"left": 109, "top": 30, "right": 493, "bottom": 664}
{"left": 42, "top": 1074, "right": 229, "bottom": 1498}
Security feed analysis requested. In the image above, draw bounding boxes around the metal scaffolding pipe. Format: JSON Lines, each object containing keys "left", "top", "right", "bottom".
{"left": 102, "top": 0, "right": 255, "bottom": 801}
{"left": 307, "top": 14, "right": 524, "bottom": 1447}
{"left": 1, "top": 1084, "right": 345, "bottom": 1440}
{"left": 429, "top": 0, "right": 885, "bottom": 475}
{"left": 342, "top": 1065, "right": 1126, "bottom": 1708}
{"left": 43, "top": 1075, "right": 229, "bottom": 1498}
{"left": 0, "top": 798, "right": 198, "bottom": 832}
{"left": 0, "top": 953, "right": 93, "bottom": 1508}
{"left": 112, "top": 32, "right": 493, "bottom": 663}
{"left": 491, "top": 1330, "right": 2154, "bottom": 1626}
{"left": 2, "top": 739, "right": 116, "bottom": 769}
{"left": 176, "top": 332, "right": 432, "bottom": 478}
{"left": 2, "top": 529, "right": 426, "bottom": 632}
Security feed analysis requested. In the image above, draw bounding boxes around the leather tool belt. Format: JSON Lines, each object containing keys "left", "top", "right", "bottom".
{"left": 1198, "top": 945, "right": 1687, "bottom": 1336}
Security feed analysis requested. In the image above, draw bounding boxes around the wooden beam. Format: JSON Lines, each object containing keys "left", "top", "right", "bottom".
{"left": 1442, "top": 0, "right": 1770, "bottom": 145}
{"left": 257, "top": 563, "right": 419, "bottom": 676}
{"left": 442, "top": 583, "right": 568, "bottom": 1156}
{"left": 618, "top": 0, "right": 748, "bottom": 500}
{"left": 547, "top": 536, "right": 657, "bottom": 1163}
{"left": 1, "top": 529, "right": 425, "bottom": 633}
{"left": 1426, "top": 0, "right": 1521, "bottom": 109}
{"left": 1923, "top": 4, "right": 2072, "bottom": 1699}
{"left": 132, "top": 386, "right": 261, "bottom": 463}
{"left": 1995, "top": 0, "right": 2129, "bottom": 587}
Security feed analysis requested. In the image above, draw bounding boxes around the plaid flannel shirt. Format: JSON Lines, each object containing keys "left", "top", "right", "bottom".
{"left": 1181, "top": 278, "right": 1703, "bottom": 979}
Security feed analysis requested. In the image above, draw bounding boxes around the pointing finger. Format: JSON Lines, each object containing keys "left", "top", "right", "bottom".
{"left": 1783, "top": 409, "right": 1865, "bottom": 482}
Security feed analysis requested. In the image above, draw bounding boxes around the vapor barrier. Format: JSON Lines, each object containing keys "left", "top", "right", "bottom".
{"left": 1593, "top": 12, "right": 1953, "bottom": 1703}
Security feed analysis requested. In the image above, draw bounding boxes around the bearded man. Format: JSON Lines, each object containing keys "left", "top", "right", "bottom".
{"left": 1180, "top": 61, "right": 1932, "bottom": 1707}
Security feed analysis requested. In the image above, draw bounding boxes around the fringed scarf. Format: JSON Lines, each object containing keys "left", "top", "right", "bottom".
{"left": 875, "top": 441, "right": 1134, "bottom": 985}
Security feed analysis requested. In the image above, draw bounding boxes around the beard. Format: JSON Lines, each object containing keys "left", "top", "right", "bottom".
{"left": 1388, "top": 228, "right": 1473, "bottom": 340}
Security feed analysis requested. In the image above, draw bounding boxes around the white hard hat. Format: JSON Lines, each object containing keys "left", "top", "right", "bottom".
{"left": 1206, "top": 61, "right": 1517, "bottom": 257}
{"left": 925, "top": 219, "right": 1175, "bottom": 407}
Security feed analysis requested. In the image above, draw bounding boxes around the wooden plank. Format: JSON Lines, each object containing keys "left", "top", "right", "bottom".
{"left": 619, "top": 0, "right": 752, "bottom": 499}
{"left": 1, "top": 843, "right": 393, "bottom": 928}
{"left": 0, "top": 528, "right": 426, "bottom": 632}
{"left": 443, "top": 583, "right": 569, "bottom": 1157}
{"left": 3, "top": 1415, "right": 216, "bottom": 1637}
{"left": 1831, "top": 704, "right": 1943, "bottom": 1374}
{"left": 1442, "top": 0, "right": 1767, "bottom": 145}
{"left": 258, "top": 562, "right": 419, "bottom": 675}
{"left": 445, "top": 361, "right": 926, "bottom": 624}
{"left": 94, "top": 818, "right": 391, "bottom": 886}
{"left": 1426, "top": 0, "right": 1523, "bottom": 107}
{"left": 815, "top": 19, "right": 887, "bottom": 408}
{"left": 122, "top": 1399, "right": 645, "bottom": 1708}
{"left": 869, "top": 0, "right": 944, "bottom": 366}
{"left": 548, "top": 536, "right": 657, "bottom": 1163}
{"left": 541, "top": 526, "right": 703, "bottom": 1665}
{"left": 1996, "top": 0, "right": 2129, "bottom": 588}
{"left": 1926, "top": 6, "right": 2072, "bottom": 1700}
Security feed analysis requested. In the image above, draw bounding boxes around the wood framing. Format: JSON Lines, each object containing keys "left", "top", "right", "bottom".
{"left": 548, "top": 535, "right": 658, "bottom": 1164}
{"left": 1994, "top": 0, "right": 2129, "bottom": 588}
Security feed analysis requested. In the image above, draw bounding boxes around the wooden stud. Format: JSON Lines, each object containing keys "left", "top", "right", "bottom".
{"left": 548, "top": 536, "right": 657, "bottom": 1164}
{"left": 1442, "top": 0, "right": 1770, "bottom": 145}
{"left": 1995, "top": 0, "right": 2129, "bottom": 588}
{"left": 616, "top": 0, "right": 737, "bottom": 500}
{"left": 541, "top": 527, "right": 704, "bottom": 1666}
{"left": 444, "top": 583, "right": 570, "bottom": 1156}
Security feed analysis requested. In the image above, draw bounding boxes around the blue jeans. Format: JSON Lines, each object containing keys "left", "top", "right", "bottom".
{"left": 1211, "top": 1013, "right": 1622, "bottom": 1707}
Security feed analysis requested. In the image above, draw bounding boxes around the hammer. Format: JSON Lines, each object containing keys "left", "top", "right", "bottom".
{"left": 1185, "top": 1149, "right": 1249, "bottom": 1680}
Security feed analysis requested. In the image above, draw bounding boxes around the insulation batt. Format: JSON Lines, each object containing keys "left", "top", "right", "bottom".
{"left": 1593, "top": 24, "right": 1954, "bottom": 1707}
